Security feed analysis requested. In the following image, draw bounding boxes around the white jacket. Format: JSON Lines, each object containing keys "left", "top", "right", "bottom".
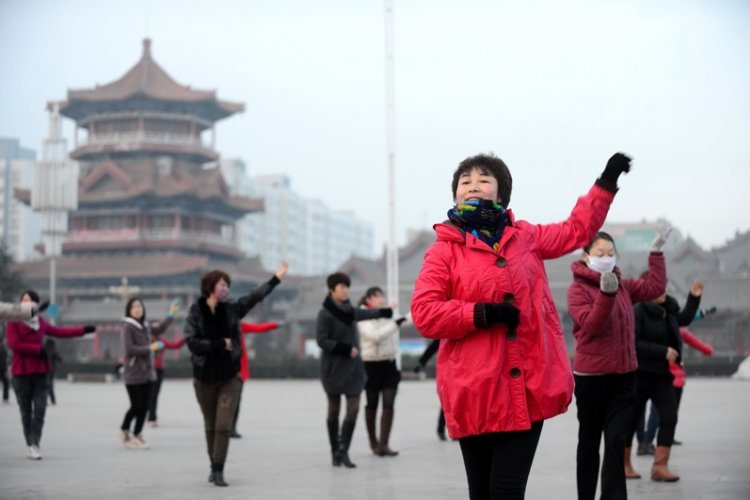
{"left": 358, "top": 311, "right": 412, "bottom": 362}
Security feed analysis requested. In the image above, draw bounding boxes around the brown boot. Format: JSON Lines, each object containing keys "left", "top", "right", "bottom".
{"left": 377, "top": 408, "right": 399, "bottom": 457}
{"left": 651, "top": 446, "right": 679, "bottom": 482}
{"left": 624, "top": 447, "right": 641, "bottom": 479}
{"left": 364, "top": 408, "right": 378, "bottom": 453}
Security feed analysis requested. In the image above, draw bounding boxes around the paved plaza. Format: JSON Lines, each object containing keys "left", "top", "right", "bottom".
{"left": 0, "top": 377, "right": 748, "bottom": 499}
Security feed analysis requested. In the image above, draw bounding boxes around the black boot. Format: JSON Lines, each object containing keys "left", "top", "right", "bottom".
{"left": 378, "top": 408, "right": 398, "bottom": 456}
{"left": 364, "top": 408, "right": 378, "bottom": 453}
{"left": 326, "top": 419, "right": 341, "bottom": 466}
{"left": 212, "top": 463, "right": 228, "bottom": 487}
{"left": 339, "top": 420, "right": 357, "bottom": 468}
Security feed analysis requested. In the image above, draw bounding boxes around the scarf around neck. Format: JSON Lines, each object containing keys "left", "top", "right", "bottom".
{"left": 323, "top": 294, "right": 355, "bottom": 325}
{"left": 447, "top": 199, "right": 508, "bottom": 252}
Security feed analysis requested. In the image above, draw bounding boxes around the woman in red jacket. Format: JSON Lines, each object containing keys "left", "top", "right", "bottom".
{"left": 567, "top": 231, "right": 667, "bottom": 500}
{"left": 6, "top": 290, "right": 95, "bottom": 460}
{"left": 411, "top": 152, "right": 631, "bottom": 500}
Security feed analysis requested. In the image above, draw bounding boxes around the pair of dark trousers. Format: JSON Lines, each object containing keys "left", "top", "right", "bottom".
{"left": 637, "top": 386, "right": 683, "bottom": 444}
{"left": 12, "top": 373, "right": 49, "bottom": 446}
{"left": 458, "top": 421, "right": 543, "bottom": 500}
{"left": 628, "top": 371, "right": 677, "bottom": 447}
{"left": 147, "top": 368, "right": 165, "bottom": 422}
{"left": 574, "top": 372, "right": 636, "bottom": 500}
{"left": 193, "top": 376, "right": 242, "bottom": 466}
{"left": 122, "top": 382, "right": 151, "bottom": 435}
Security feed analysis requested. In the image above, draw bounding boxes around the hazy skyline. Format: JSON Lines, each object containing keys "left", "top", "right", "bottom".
{"left": 1, "top": 0, "right": 749, "bottom": 255}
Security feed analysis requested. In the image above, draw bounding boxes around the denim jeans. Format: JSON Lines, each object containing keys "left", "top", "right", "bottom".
{"left": 13, "top": 372, "right": 50, "bottom": 446}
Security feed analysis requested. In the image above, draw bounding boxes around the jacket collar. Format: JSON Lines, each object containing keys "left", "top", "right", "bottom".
{"left": 123, "top": 317, "right": 144, "bottom": 330}
{"left": 323, "top": 294, "right": 355, "bottom": 325}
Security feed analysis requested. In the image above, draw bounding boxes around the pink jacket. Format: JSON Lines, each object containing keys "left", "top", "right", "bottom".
{"left": 6, "top": 318, "right": 86, "bottom": 376}
{"left": 567, "top": 254, "right": 666, "bottom": 374}
{"left": 412, "top": 183, "right": 615, "bottom": 437}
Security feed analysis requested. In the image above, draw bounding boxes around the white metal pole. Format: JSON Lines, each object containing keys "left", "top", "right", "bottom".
{"left": 384, "top": 0, "right": 400, "bottom": 368}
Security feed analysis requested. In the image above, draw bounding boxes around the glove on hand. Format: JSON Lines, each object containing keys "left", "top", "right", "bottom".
{"left": 167, "top": 298, "right": 181, "bottom": 318}
{"left": 150, "top": 341, "right": 165, "bottom": 352}
{"left": 649, "top": 227, "right": 672, "bottom": 252}
{"left": 600, "top": 152, "right": 632, "bottom": 186}
{"left": 83, "top": 325, "right": 96, "bottom": 334}
{"left": 379, "top": 308, "right": 394, "bottom": 319}
{"left": 395, "top": 316, "right": 407, "bottom": 326}
{"left": 600, "top": 272, "right": 619, "bottom": 294}
{"left": 482, "top": 302, "right": 520, "bottom": 330}
{"left": 37, "top": 300, "right": 50, "bottom": 314}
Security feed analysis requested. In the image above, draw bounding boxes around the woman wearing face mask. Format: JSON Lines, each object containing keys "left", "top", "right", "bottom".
{"left": 411, "top": 152, "right": 631, "bottom": 500}
{"left": 5, "top": 290, "right": 96, "bottom": 460}
{"left": 567, "top": 231, "right": 668, "bottom": 500}
{"left": 185, "top": 262, "right": 288, "bottom": 487}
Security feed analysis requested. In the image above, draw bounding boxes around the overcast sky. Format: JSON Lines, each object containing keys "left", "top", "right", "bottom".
{"left": 1, "top": 0, "right": 748, "bottom": 254}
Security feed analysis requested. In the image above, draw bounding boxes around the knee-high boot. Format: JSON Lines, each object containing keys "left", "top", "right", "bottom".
{"left": 365, "top": 408, "right": 378, "bottom": 453}
{"left": 326, "top": 419, "right": 341, "bottom": 466}
{"left": 339, "top": 420, "right": 357, "bottom": 468}
{"left": 652, "top": 446, "right": 679, "bottom": 482}
{"left": 377, "top": 408, "right": 398, "bottom": 456}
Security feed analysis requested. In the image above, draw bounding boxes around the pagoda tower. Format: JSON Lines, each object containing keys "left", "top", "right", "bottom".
{"left": 57, "top": 38, "right": 260, "bottom": 261}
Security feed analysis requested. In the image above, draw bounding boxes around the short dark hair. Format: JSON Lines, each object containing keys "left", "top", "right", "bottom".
{"left": 451, "top": 154, "right": 513, "bottom": 207}
{"left": 326, "top": 272, "right": 351, "bottom": 291}
{"left": 21, "top": 289, "right": 40, "bottom": 304}
{"left": 583, "top": 231, "right": 617, "bottom": 254}
{"left": 359, "top": 286, "right": 384, "bottom": 307}
{"left": 124, "top": 297, "right": 146, "bottom": 324}
{"left": 201, "top": 270, "right": 232, "bottom": 297}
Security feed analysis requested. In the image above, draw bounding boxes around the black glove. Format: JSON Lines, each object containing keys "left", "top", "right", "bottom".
{"left": 597, "top": 152, "right": 631, "bottom": 192}
{"left": 476, "top": 302, "right": 520, "bottom": 330}
{"left": 83, "top": 325, "right": 96, "bottom": 334}
{"left": 412, "top": 364, "right": 424, "bottom": 374}
{"left": 379, "top": 308, "right": 393, "bottom": 319}
{"left": 395, "top": 316, "right": 407, "bottom": 326}
{"left": 37, "top": 300, "right": 50, "bottom": 314}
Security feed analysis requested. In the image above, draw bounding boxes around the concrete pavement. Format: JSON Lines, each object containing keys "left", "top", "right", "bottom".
{"left": 0, "top": 377, "right": 748, "bottom": 499}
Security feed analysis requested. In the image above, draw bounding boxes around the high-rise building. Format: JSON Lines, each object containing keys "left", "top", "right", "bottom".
{"left": 220, "top": 159, "right": 375, "bottom": 276}
{"left": 0, "top": 138, "right": 41, "bottom": 261}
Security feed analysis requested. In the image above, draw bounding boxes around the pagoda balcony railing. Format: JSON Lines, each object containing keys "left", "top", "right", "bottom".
{"left": 71, "top": 228, "right": 234, "bottom": 245}
{"left": 81, "top": 131, "right": 210, "bottom": 149}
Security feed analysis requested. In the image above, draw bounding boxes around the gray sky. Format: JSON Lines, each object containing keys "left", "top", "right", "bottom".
{"left": 1, "top": 0, "right": 749, "bottom": 253}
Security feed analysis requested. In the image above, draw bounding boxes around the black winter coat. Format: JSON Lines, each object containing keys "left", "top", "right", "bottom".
{"left": 634, "top": 293, "right": 700, "bottom": 374}
{"left": 185, "top": 276, "right": 280, "bottom": 382}
{"left": 316, "top": 295, "right": 391, "bottom": 395}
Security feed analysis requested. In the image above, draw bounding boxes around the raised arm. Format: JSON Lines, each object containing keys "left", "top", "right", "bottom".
{"left": 676, "top": 281, "right": 703, "bottom": 326}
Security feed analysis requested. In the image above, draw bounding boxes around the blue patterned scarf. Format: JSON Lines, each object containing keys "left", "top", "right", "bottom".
{"left": 447, "top": 200, "right": 507, "bottom": 252}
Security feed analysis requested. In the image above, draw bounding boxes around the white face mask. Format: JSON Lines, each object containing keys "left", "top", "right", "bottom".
{"left": 586, "top": 255, "right": 617, "bottom": 274}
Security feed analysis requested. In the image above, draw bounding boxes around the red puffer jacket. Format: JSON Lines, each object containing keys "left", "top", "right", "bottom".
{"left": 411, "top": 183, "right": 615, "bottom": 438}
{"left": 567, "top": 254, "right": 666, "bottom": 375}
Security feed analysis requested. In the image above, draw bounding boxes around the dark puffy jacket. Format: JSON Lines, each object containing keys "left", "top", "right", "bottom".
{"left": 634, "top": 293, "right": 700, "bottom": 374}
{"left": 185, "top": 276, "right": 280, "bottom": 382}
